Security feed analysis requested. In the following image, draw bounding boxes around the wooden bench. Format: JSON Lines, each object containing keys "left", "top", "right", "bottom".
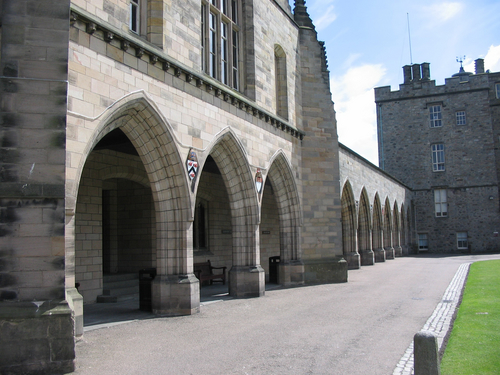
{"left": 194, "top": 260, "right": 227, "bottom": 286}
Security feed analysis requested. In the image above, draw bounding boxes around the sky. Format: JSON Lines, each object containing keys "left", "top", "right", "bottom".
{"left": 289, "top": 0, "right": 500, "bottom": 165}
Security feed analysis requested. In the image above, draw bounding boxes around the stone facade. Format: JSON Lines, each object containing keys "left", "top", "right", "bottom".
{"left": 1, "top": 0, "right": 415, "bottom": 373}
{"left": 376, "top": 62, "right": 500, "bottom": 253}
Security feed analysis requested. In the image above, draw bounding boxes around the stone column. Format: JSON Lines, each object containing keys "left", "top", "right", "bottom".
{"left": 294, "top": 1, "right": 347, "bottom": 284}
{"left": 0, "top": 1, "right": 75, "bottom": 373}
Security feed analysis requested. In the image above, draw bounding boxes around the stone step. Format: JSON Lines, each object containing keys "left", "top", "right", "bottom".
{"left": 102, "top": 273, "right": 139, "bottom": 283}
{"left": 97, "top": 273, "right": 140, "bottom": 303}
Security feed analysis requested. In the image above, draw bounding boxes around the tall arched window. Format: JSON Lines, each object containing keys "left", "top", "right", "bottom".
{"left": 201, "top": 0, "right": 240, "bottom": 90}
{"left": 274, "top": 44, "right": 288, "bottom": 120}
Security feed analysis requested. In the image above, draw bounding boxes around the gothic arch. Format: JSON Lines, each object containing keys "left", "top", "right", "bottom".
{"left": 372, "top": 193, "right": 385, "bottom": 262}
{"left": 383, "top": 197, "right": 395, "bottom": 259}
{"left": 266, "top": 151, "right": 303, "bottom": 286}
{"left": 341, "top": 181, "right": 359, "bottom": 269}
{"left": 67, "top": 92, "right": 196, "bottom": 319}
{"left": 400, "top": 204, "right": 407, "bottom": 255}
{"left": 99, "top": 165, "right": 150, "bottom": 187}
{"left": 393, "top": 201, "right": 402, "bottom": 257}
{"left": 357, "top": 188, "right": 374, "bottom": 266}
{"left": 203, "top": 129, "right": 264, "bottom": 297}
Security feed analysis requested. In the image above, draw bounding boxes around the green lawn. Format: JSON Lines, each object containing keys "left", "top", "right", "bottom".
{"left": 440, "top": 259, "right": 500, "bottom": 375}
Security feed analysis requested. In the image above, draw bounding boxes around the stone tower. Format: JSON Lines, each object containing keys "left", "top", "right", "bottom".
{"left": 375, "top": 61, "right": 500, "bottom": 253}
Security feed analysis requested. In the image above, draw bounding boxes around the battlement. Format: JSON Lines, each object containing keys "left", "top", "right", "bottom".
{"left": 375, "top": 59, "right": 491, "bottom": 102}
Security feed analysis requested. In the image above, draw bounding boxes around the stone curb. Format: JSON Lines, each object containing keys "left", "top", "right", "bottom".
{"left": 393, "top": 262, "right": 471, "bottom": 375}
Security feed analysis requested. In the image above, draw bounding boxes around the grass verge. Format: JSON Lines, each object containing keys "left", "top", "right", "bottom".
{"left": 440, "top": 259, "right": 500, "bottom": 374}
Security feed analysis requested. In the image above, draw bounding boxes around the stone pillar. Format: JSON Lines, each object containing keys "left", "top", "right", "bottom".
{"left": 373, "top": 248, "right": 386, "bottom": 262}
{"left": 294, "top": 1, "right": 347, "bottom": 284}
{"left": 278, "top": 260, "right": 305, "bottom": 287}
{"left": 414, "top": 331, "right": 441, "bottom": 375}
{"left": 0, "top": 1, "right": 74, "bottom": 373}
{"left": 229, "top": 265, "right": 265, "bottom": 298}
{"left": 152, "top": 274, "right": 200, "bottom": 316}
{"left": 360, "top": 249, "right": 375, "bottom": 266}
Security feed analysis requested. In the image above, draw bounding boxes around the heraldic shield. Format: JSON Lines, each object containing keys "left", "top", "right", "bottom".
{"left": 255, "top": 168, "right": 263, "bottom": 194}
{"left": 186, "top": 149, "right": 199, "bottom": 191}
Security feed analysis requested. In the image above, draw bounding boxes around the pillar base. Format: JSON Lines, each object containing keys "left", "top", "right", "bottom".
{"left": 360, "top": 249, "right": 375, "bottom": 266}
{"left": 374, "top": 248, "right": 386, "bottom": 262}
{"left": 303, "top": 257, "right": 348, "bottom": 284}
{"left": 385, "top": 246, "right": 395, "bottom": 260}
{"left": 401, "top": 245, "right": 410, "bottom": 256}
{"left": 394, "top": 245, "right": 403, "bottom": 257}
{"left": 152, "top": 274, "right": 200, "bottom": 316}
{"left": 66, "top": 287, "right": 84, "bottom": 337}
{"left": 345, "top": 251, "right": 360, "bottom": 270}
{"left": 278, "top": 260, "right": 305, "bottom": 287}
{"left": 229, "top": 265, "right": 265, "bottom": 298}
{"left": 0, "top": 300, "right": 75, "bottom": 375}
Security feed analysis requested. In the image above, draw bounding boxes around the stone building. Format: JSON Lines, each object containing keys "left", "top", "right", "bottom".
{"left": 376, "top": 60, "right": 500, "bottom": 253}
{"left": 1, "top": 0, "right": 413, "bottom": 373}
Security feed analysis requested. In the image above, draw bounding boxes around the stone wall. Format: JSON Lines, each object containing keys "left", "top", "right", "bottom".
{"left": 0, "top": 0, "right": 75, "bottom": 373}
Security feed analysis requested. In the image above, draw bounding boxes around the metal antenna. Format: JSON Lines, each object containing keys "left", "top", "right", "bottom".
{"left": 407, "top": 13, "right": 413, "bottom": 64}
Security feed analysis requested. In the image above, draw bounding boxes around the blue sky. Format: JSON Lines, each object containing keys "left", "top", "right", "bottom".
{"left": 289, "top": 0, "right": 500, "bottom": 165}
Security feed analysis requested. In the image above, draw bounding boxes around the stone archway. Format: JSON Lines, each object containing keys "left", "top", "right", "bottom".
{"left": 372, "top": 194, "right": 385, "bottom": 262}
{"left": 383, "top": 197, "right": 395, "bottom": 259}
{"left": 393, "top": 202, "right": 402, "bottom": 257}
{"left": 266, "top": 151, "right": 304, "bottom": 287}
{"left": 341, "top": 181, "right": 359, "bottom": 269}
{"left": 66, "top": 94, "right": 197, "bottom": 337}
{"left": 358, "top": 188, "right": 374, "bottom": 266}
{"left": 199, "top": 129, "right": 264, "bottom": 298}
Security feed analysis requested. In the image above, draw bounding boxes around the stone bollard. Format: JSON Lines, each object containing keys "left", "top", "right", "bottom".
{"left": 414, "top": 330, "right": 440, "bottom": 375}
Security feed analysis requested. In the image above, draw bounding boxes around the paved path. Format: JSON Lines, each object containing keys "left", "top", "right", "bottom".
{"left": 72, "top": 253, "right": 500, "bottom": 375}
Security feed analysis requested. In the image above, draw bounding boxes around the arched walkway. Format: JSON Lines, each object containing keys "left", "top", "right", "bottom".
{"left": 266, "top": 151, "right": 304, "bottom": 286}
{"left": 393, "top": 202, "right": 402, "bottom": 257}
{"left": 358, "top": 188, "right": 374, "bottom": 266}
{"left": 383, "top": 198, "right": 395, "bottom": 259}
{"left": 66, "top": 94, "right": 198, "bottom": 339}
{"left": 341, "top": 181, "right": 359, "bottom": 269}
{"left": 372, "top": 194, "right": 386, "bottom": 262}
{"left": 201, "top": 130, "right": 264, "bottom": 297}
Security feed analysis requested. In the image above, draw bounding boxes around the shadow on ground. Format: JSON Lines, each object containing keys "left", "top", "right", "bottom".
{"left": 83, "top": 283, "right": 281, "bottom": 330}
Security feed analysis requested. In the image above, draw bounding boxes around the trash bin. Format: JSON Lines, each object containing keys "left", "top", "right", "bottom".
{"left": 269, "top": 256, "right": 280, "bottom": 284}
{"left": 139, "top": 268, "right": 156, "bottom": 311}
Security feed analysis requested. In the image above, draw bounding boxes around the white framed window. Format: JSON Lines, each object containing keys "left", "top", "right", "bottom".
{"left": 434, "top": 189, "right": 448, "bottom": 217}
{"left": 431, "top": 144, "right": 445, "bottom": 171}
{"left": 201, "top": 0, "right": 240, "bottom": 90}
{"left": 130, "top": 0, "right": 140, "bottom": 33}
{"left": 456, "top": 111, "right": 466, "bottom": 125}
{"left": 457, "top": 232, "right": 468, "bottom": 249}
{"left": 496, "top": 83, "right": 500, "bottom": 99}
{"left": 418, "top": 234, "right": 428, "bottom": 251}
{"left": 429, "top": 105, "right": 442, "bottom": 128}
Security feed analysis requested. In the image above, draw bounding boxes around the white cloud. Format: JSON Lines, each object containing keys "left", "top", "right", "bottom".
{"left": 463, "top": 44, "right": 500, "bottom": 73}
{"left": 423, "top": 2, "right": 464, "bottom": 23}
{"left": 484, "top": 45, "right": 500, "bottom": 72}
{"left": 330, "top": 64, "right": 386, "bottom": 165}
{"left": 313, "top": 5, "right": 337, "bottom": 31}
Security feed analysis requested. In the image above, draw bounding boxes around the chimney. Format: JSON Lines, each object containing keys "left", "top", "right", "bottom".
{"left": 411, "top": 64, "right": 421, "bottom": 81}
{"left": 403, "top": 65, "right": 412, "bottom": 84}
{"left": 421, "top": 63, "right": 430, "bottom": 80}
{"left": 475, "top": 58, "right": 485, "bottom": 74}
